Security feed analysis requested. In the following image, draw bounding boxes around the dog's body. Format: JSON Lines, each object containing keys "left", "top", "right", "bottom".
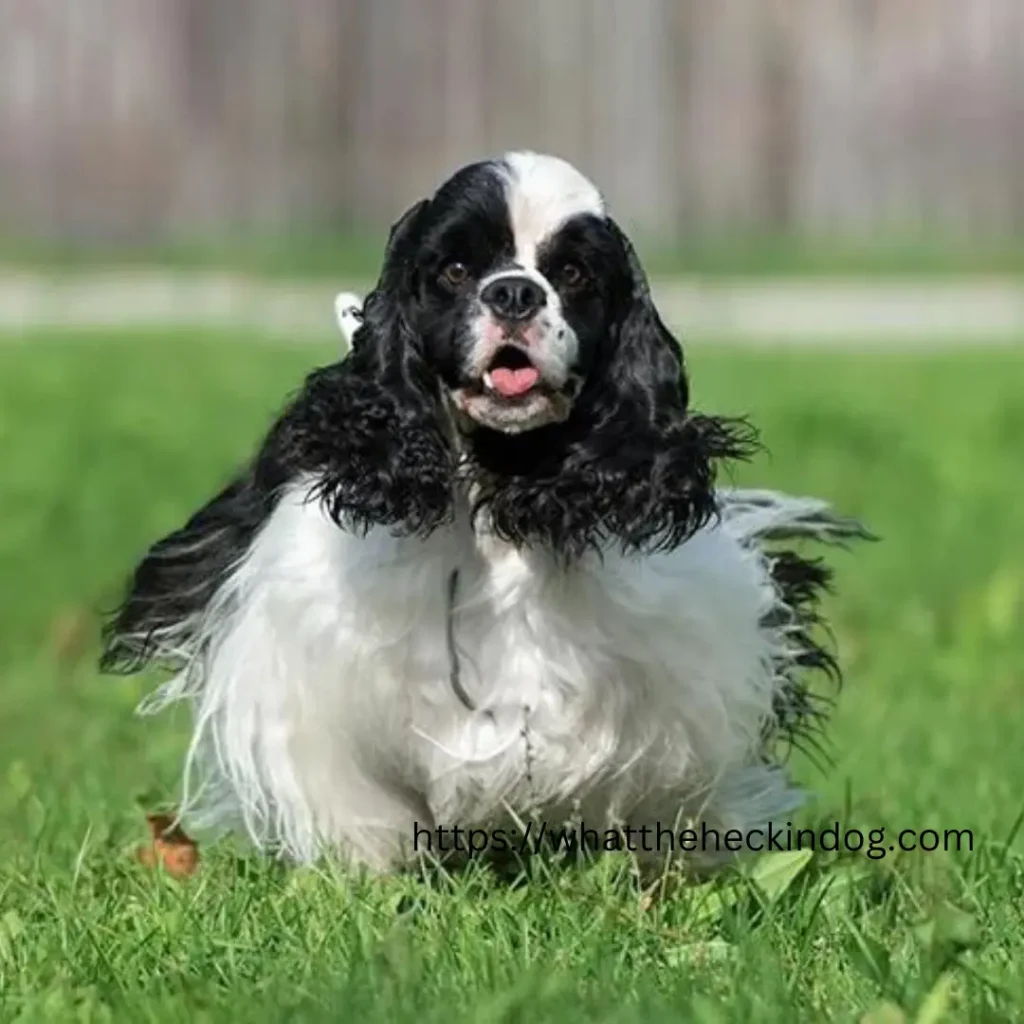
{"left": 103, "top": 153, "right": 866, "bottom": 872}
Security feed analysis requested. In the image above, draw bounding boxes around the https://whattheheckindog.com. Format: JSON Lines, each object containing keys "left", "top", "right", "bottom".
{"left": 412, "top": 820, "right": 974, "bottom": 861}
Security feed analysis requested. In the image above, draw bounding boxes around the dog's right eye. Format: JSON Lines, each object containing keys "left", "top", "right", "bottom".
{"left": 439, "top": 262, "right": 470, "bottom": 289}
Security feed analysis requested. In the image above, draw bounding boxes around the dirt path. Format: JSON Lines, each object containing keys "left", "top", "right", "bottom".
{"left": 2, "top": 269, "right": 1023, "bottom": 345}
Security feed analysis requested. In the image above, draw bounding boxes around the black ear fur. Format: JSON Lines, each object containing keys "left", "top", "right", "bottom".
{"left": 308, "top": 195, "right": 455, "bottom": 532}
{"left": 101, "top": 199, "right": 455, "bottom": 674}
{"left": 471, "top": 220, "right": 756, "bottom": 560}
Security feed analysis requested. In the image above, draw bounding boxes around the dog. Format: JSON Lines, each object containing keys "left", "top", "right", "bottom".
{"left": 102, "top": 152, "right": 867, "bottom": 873}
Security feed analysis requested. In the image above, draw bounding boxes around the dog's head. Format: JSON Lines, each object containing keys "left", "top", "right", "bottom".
{"left": 363, "top": 152, "right": 666, "bottom": 433}
{"left": 314, "top": 152, "right": 754, "bottom": 555}
{"left": 386, "top": 153, "right": 621, "bottom": 434}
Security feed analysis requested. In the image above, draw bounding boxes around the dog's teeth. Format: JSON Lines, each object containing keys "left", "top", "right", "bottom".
{"left": 483, "top": 371, "right": 494, "bottom": 391}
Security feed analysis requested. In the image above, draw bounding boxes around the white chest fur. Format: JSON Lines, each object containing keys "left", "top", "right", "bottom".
{"left": 164, "top": 479, "right": 801, "bottom": 869}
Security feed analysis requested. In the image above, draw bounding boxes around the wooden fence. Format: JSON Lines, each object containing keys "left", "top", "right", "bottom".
{"left": 1, "top": 0, "right": 1023, "bottom": 243}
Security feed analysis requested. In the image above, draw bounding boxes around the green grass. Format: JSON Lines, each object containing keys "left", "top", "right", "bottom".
{"left": 5, "top": 230, "right": 1024, "bottom": 280}
{"left": 2, "top": 332, "right": 1024, "bottom": 1022}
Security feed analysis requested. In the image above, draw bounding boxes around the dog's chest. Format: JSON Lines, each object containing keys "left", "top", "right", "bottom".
{"left": 351, "top": 529, "right": 643, "bottom": 817}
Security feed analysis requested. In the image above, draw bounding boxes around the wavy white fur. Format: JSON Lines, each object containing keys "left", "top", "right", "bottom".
{"left": 137, "top": 477, "right": 845, "bottom": 872}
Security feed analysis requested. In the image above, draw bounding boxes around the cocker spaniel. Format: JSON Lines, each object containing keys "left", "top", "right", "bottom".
{"left": 102, "top": 152, "right": 868, "bottom": 872}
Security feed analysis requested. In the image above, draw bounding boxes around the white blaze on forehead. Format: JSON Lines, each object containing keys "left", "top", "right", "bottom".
{"left": 501, "top": 152, "right": 605, "bottom": 268}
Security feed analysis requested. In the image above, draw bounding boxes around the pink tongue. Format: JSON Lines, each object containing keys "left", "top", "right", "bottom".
{"left": 489, "top": 366, "right": 540, "bottom": 397}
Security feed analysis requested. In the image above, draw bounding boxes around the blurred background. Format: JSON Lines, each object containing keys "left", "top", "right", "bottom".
{"left": 2, "top": 0, "right": 1024, "bottom": 278}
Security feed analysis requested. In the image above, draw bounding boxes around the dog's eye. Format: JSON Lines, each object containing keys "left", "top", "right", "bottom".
{"left": 439, "top": 262, "right": 470, "bottom": 289}
{"left": 559, "top": 262, "right": 587, "bottom": 287}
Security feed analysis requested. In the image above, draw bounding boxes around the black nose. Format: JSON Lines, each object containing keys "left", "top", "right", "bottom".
{"left": 480, "top": 274, "right": 546, "bottom": 322}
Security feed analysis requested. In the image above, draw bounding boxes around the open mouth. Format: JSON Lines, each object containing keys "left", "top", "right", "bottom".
{"left": 453, "top": 344, "right": 577, "bottom": 434}
{"left": 482, "top": 345, "right": 541, "bottom": 399}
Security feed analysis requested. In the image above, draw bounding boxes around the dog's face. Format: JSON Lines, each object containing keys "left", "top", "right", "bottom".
{"left": 383, "top": 153, "right": 632, "bottom": 434}
{"left": 337, "top": 151, "right": 752, "bottom": 554}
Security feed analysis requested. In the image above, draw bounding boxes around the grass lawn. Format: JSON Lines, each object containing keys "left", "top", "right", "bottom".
{"left": 5, "top": 232, "right": 1024, "bottom": 281}
{"left": 1, "top": 331, "right": 1023, "bottom": 1022}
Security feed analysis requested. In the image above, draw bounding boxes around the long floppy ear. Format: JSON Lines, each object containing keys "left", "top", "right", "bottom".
{"left": 101, "top": 199, "right": 455, "bottom": 674}
{"left": 580, "top": 219, "right": 757, "bottom": 548}
{"left": 300, "top": 196, "right": 455, "bottom": 532}
{"left": 476, "top": 220, "right": 755, "bottom": 560}
{"left": 603, "top": 220, "right": 690, "bottom": 413}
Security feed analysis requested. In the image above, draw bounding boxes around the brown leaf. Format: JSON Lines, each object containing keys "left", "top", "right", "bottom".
{"left": 136, "top": 812, "right": 199, "bottom": 879}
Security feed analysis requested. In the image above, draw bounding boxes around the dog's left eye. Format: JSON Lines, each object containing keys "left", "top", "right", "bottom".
{"left": 439, "top": 262, "right": 470, "bottom": 289}
{"left": 559, "top": 262, "right": 587, "bottom": 287}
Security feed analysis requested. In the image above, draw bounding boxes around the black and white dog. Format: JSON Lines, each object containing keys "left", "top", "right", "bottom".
{"left": 103, "top": 152, "right": 867, "bottom": 872}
